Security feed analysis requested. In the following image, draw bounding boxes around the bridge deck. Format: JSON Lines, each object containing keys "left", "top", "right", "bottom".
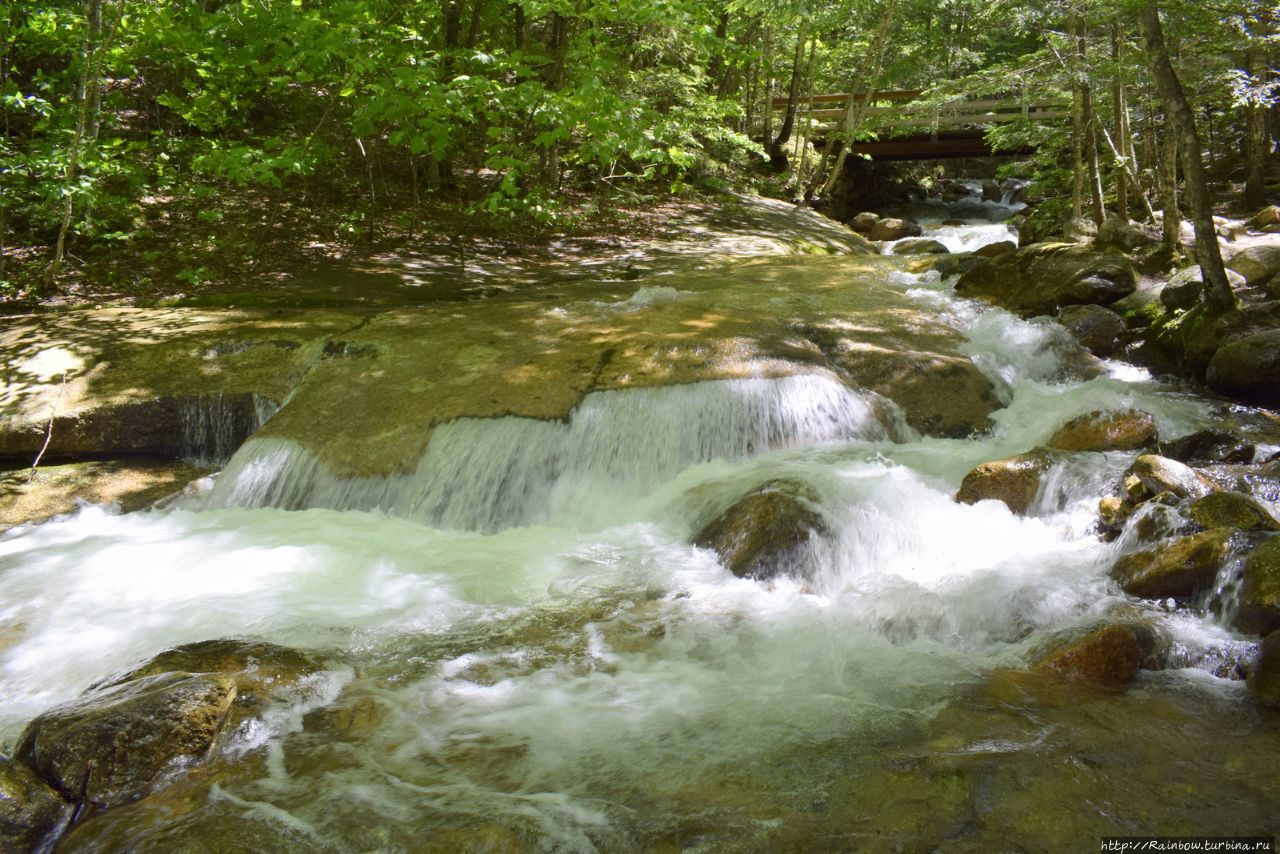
{"left": 771, "top": 90, "right": 1067, "bottom": 159}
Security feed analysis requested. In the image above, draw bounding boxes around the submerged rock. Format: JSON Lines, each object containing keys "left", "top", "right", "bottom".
{"left": 1031, "top": 625, "right": 1143, "bottom": 687}
{"left": 955, "top": 451, "right": 1054, "bottom": 515}
{"left": 693, "top": 480, "right": 828, "bottom": 580}
{"left": 17, "top": 673, "right": 236, "bottom": 813}
{"left": 1109, "top": 528, "right": 1237, "bottom": 599}
{"left": 954, "top": 243, "right": 1137, "bottom": 317}
{"left": 1127, "top": 454, "right": 1214, "bottom": 500}
{"left": 98, "top": 639, "right": 324, "bottom": 720}
{"left": 1237, "top": 537, "right": 1280, "bottom": 636}
{"left": 1047, "top": 409, "right": 1156, "bottom": 452}
{"left": 1055, "top": 304, "right": 1128, "bottom": 357}
{"left": 1247, "top": 630, "right": 1280, "bottom": 706}
{"left": 1206, "top": 329, "right": 1280, "bottom": 406}
{"left": 0, "top": 756, "right": 70, "bottom": 852}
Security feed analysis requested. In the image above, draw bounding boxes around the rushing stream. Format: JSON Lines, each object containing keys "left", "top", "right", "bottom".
{"left": 3, "top": 202, "right": 1279, "bottom": 850}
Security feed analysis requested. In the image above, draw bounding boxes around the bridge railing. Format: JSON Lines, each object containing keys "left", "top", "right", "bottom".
{"left": 771, "top": 90, "right": 1070, "bottom": 135}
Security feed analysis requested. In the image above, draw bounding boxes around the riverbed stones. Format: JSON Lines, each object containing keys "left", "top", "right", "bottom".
{"left": 1206, "top": 329, "right": 1280, "bottom": 406}
{"left": 16, "top": 672, "right": 236, "bottom": 812}
{"left": 869, "top": 218, "right": 922, "bottom": 241}
{"left": 1054, "top": 304, "right": 1128, "bottom": 357}
{"left": 1237, "top": 537, "right": 1280, "bottom": 636}
{"left": 1109, "top": 528, "right": 1237, "bottom": 599}
{"left": 0, "top": 756, "right": 70, "bottom": 851}
{"left": 954, "top": 243, "right": 1137, "bottom": 317}
{"left": 891, "top": 238, "right": 949, "bottom": 255}
{"left": 1031, "top": 625, "right": 1143, "bottom": 687}
{"left": 1184, "top": 492, "right": 1280, "bottom": 532}
{"left": 1127, "top": 454, "right": 1213, "bottom": 500}
{"left": 693, "top": 480, "right": 828, "bottom": 580}
{"left": 955, "top": 451, "right": 1055, "bottom": 515}
{"left": 1247, "top": 630, "right": 1280, "bottom": 706}
{"left": 1226, "top": 244, "right": 1280, "bottom": 286}
{"left": 1047, "top": 409, "right": 1156, "bottom": 452}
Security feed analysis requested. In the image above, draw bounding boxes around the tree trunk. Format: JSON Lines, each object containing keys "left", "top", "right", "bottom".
{"left": 1244, "top": 45, "right": 1268, "bottom": 210}
{"left": 1137, "top": 0, "right": 1235, "bottom": 309}
{"left": 1111, "top": 24, "right": 1129, "bottom": 221}
{"left": 707, "top": 11, "right": 729, "bottom": 95}
{"left": 1159, "top": 128, "right": 1181, "bottom": 255}
{"left": 1070, "top": 17, "right": 1085, "bottom": 220}
{"left": 762, "top": 26, "right": 774, "bottom": 144}
{"left": 769, "top": 17, "right": 810, "bottom": 170}
{"left": 512, "top": 3, "right": 526, "bottom": 51}
{"left": 51, "top": 0, "right": 104, "bottom": 277}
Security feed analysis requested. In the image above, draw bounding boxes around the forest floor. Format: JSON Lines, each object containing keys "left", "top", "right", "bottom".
{"left": 0, "top": 184, "right": 740, "bottom": 310}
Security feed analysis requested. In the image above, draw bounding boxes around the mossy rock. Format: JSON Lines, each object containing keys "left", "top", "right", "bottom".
{"left": 1237, "top": 537, "right": 1280, "bottom": 636}
{"left": 1158, "top": 429, "right": 1255, "bottom": 465}
{"left": 1055, "top": 304, "right": 1128, "bottom": 358}
{"left": 0, "top": 755, "right": 70, "bottom": 852}
{"left": 1127, "top": 454, "right": 1214, "bottom": 500}
{"left": 1031, "top": 624, "right": 1143, "bottom": 687}
{"left": 1206, "top": 329, "right": 1280, "bottom": 406}
{"left": 955, "top": 450, "right": 1055, "bottom": 515}
{"left": 1184, "top": 492, "right": 1280, "bottom": 533}
{"left": 1047, "top": 408, "right": 1156, "bottom": 452}
{"left": 693, "top": 479, "right": 828, "bottom": 580}
{"left": 954, "top": 243, "right": 1137, "bottom": 317}
{"left": 16, "top": 673, "right": 236, "bottom": 813}
{"left": 1109, "top": 528, "right": 1237, "bottom": 600}
{"left": 1247, "top": 630, "right": 1280, "bottom": 707}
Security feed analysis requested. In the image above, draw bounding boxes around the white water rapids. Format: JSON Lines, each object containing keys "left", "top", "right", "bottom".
{"left": 1, "top": 214, "right": 1273, "bottom": 849}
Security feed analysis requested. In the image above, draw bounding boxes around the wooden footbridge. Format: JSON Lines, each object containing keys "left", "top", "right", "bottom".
{"left": 771, "top": 89, "right": 1069, "bottom": 159}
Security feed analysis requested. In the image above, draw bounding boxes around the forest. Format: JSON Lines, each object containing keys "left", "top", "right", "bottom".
{"left": 3, "top": 1, "right": 1280, "bottom": 851}
{"left": 1, "top": 0, "right": 1275, "bottom": 298}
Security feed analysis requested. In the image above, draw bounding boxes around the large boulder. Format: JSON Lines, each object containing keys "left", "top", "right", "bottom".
{"left": 16, "top": 673, "right": 236, "bottom": 813}
{"left": 1109, "top": 528, "right": 1237, "bottom": 599}
{"left": 1055, "top": 304, "right": 1128, "bottom": 357}
{"left": 693, "top": 480, "right": 828, "bottom": 580}
{"left": 1226, "top": 244, "right": 1280, "bottom": 286}
{"left": 1206, "top": 329, "right": 1280, "bottom": 406}
{"left": 891, "top": 238, "right": 950, "bottom": 256}
{"left": 869, "top": 218, "right": 922, "bottom": 242}
{"left": 849, "top": 212, "right": 880, "bottom": 234}
{"left": 1237, "top": 537, "right": 1280, "bottom": 636}
{"left": 1030, "top": 624, "right": 1143, "bottom": 687}
{"left": 974, "top": 240, "right": 1016, "bottom": 259}
{"left": 1047, "top": 408, "right": 1156, "bottom": 452}
{"left": 955, "top": 451, "right": 1054, "bottom": 515}
{"left": 1109, "top": 286, "right": 1167, "bottom": 330}
{"left": 1062, "top": 217, "right": 1099, "bottom": 244}
{"left": 829, "top": 348, "right": 1002, "bottom": 438}
{"left": 1161, "top": 265, "right": 1246, "bottom": 312}
{"left": 981, "top": 180, "right": 1002, "bottom": 202}
{"left": 1127, "top": 454, "right": 1213, "bottom": 500}
{"left": 0, "top": 756, "right": 70, "bottom": 852}
{"left": 1094, "top": 217, "right": 1156, "bottom": 252}
{"left": 1247, "top": 630, "right": 1280, "bottom": 707}
{"left": 1246, "top": 206, "right": 1280, "bottom": 231}
{"left": 954, "top": 243, "right": 1138, "bottom": 317}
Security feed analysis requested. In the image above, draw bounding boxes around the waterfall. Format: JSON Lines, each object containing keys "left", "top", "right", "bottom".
{"left": 202, "top": 375, "right": 911, "bottom": 530}
{"left": 180, "top": 393, "right": 281, "bottom": 466}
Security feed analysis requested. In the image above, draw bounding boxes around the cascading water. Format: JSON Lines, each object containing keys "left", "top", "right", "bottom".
{"left": 2, "top": 210, "right": 1278, "bottom": 850}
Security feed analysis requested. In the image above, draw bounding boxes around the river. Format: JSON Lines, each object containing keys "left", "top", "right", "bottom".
{"left": 2, "top": 198, "right": 1278, "bottom": 851}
